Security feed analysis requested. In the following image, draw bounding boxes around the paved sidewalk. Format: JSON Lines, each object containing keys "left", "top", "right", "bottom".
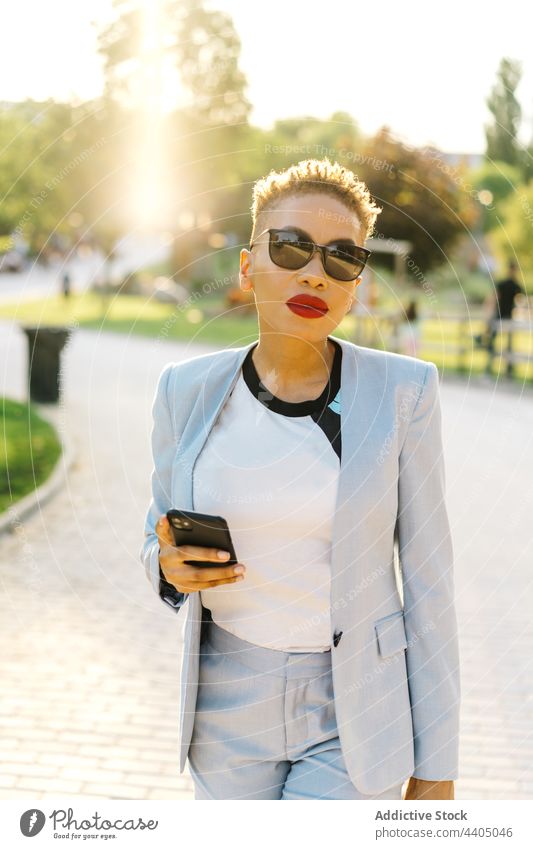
{"left": 0, "top": 324, "right": 215, "bottom": 800}
{"left": 1, "top": 321, "right": 532, "bottom": 800}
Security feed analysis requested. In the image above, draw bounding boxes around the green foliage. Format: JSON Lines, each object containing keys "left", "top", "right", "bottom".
{"left": 486, "top": 180, "right": 533, "bottom": 283}
{"left": 485, "top": 58, "right": 523, "bottom": 168}
{"left": 0, "top": 99, "right": 131, "bottom": 256}
{"left": 0, "top": 100, "right": 79, "bottom": 250}
{"left": 0, "top": 398, "right": 61, "bottom": 512}
{"left": 470, "top": 160, "right": 523, "bottom": 232}
{"left": 470, "top": 160, "right": 522, "bottom": 204}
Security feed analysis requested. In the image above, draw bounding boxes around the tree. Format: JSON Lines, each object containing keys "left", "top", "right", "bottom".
{"left": 97, "top": 0, "right": 144, "bottom": 104}
{"left": 0, "top": 100, "right": 88, "bottom": 254}
{"left": 0, "top": 96, "right": 141, "bottom": 257}
{"left": 357, "top": 127, "right": 480, "bottom": 274}
{"left": 97, "top": 0, "right": 250, "bottom": 126}
{"left": 487, "top": 182, "right": 533, "bottom": 285}
{"left": 97, "top": 0, "right": 252, "bottom": 269}
{"left": 485, "top": 58, "right": 523, "bottom": 167}
{"left": 173, "top": 0, "right": 251, "bottom": 127}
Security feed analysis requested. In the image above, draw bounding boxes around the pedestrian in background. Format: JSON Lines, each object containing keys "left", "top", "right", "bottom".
{"left": 475, "top": 260, "right": 524, "bottom": 373}
{"left": 62, "top": 270, "right": 71, "bottom": 298}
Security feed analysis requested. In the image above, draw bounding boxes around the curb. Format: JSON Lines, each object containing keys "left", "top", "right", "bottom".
{"left": 0, "top": 401, "right": 76, "bottom": 538}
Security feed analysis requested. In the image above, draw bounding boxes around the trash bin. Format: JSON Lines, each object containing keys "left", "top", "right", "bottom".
{"left": 22, "top": 326, "right": 72, "bottom": 403}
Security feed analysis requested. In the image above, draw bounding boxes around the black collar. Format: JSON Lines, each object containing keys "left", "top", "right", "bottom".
{"left": 241, "top": 338, "right": 342, "bottom": 417}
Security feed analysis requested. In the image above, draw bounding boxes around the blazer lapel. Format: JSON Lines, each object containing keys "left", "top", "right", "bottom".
{"left": 330, "top": 337, "right": 362, "bottom": 588}
{"left": 330, "top": 338, "right": 398, "bottom": 591}
{"left": 173, "top": 342, "right": 257, "bottom": 509}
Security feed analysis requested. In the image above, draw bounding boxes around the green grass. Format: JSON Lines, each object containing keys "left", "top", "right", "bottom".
{"left": 0, "top": 291, "right": 256, "bottom": 345}
{"left": 0, "top": 292, "right": 358, "bottom": 346}
{"left": 1, "top": 292, "right": 531, "bottom": 382}
{"left": 1, "top": 398, "right": 62, "bottom": 513}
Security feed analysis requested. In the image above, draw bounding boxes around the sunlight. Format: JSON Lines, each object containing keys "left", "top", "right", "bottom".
{"left": 132, "top": 0, "right": 171, "bottom": 230}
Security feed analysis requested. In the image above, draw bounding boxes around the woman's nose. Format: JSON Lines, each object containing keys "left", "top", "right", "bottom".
{"left": 296, "top": 253, "right": 328, "bottom": 285}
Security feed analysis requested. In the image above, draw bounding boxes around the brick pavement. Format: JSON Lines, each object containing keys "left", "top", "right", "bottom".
{"left": 1, "top": 321, "right": 532, "bottom": 800}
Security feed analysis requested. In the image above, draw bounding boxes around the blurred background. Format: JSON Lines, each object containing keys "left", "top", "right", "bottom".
{"left": 1, "top": 0, "right": 533, "bottom": 803}
{"left": 0, "top": 0, "right": 532, "bottom": 361}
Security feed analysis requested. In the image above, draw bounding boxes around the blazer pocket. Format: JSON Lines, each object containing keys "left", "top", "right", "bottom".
{"left": 374, "top": 610, "right": 408, "bottom": 658}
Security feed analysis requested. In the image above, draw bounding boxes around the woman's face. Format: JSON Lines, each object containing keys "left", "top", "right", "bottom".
{"left": 239, "top": 192, "right": 366, "bottom": 341}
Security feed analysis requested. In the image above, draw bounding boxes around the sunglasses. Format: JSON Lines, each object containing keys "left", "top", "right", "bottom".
{"left": 249, "top": 227, "right": 370, "bottom": 282}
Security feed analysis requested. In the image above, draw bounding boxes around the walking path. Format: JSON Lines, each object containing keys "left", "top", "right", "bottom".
{"left": 1, "top": 322, "right": 532, "bottom": 800}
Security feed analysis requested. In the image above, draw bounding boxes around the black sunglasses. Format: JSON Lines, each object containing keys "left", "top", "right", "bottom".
{"left": 249, "top": 227, "right": 370, "bottom": 282}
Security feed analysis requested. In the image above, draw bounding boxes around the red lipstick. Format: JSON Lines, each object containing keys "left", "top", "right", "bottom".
{"left": 286, "top": 294, "right": 329, "bottom": 319}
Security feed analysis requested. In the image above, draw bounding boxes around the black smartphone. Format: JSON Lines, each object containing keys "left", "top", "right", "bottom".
{"left": 166, "top": 509, "right": 238, "bottom": 568}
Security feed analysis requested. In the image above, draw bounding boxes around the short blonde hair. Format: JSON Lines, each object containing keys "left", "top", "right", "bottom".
{"left": 250, "top": 157, "right": 382, "bottom": 243}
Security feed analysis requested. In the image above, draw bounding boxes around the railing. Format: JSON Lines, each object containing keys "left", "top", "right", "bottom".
{"left": 350, "top": 312, "right": 533, "bottom": 377}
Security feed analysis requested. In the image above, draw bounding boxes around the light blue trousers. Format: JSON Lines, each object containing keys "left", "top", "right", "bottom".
{"left": 187, "top": 619, "right": 404, "bottom": 800}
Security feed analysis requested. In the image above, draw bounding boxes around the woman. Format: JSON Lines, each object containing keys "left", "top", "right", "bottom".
{"left": 141, "top": 158, "right": 460, "bottom": 801}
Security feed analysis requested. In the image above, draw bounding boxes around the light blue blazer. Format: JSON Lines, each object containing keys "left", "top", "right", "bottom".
{"left": 140, "top": 335, "right": 460, "bottom": 795}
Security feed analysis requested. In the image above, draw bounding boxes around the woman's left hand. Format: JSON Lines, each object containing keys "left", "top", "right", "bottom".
{"left": 404, "top": 778, "right": 454, "bottom": 800}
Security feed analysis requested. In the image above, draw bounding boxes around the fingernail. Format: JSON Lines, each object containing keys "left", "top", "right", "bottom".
{"left": 218, "top": 550, "right": 230, "bottom": 560}
{"left": 234, "top": 565, "right": 244, "bottom": 574}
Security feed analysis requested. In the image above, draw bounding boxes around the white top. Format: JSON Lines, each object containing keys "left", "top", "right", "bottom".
{"left": 193, "top": 340, "right": 342, "bottom": 652}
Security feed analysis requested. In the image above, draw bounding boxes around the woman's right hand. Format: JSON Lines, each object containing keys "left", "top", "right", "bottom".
{"left": 155, "top": 515, "right": 246, "bottom": 593}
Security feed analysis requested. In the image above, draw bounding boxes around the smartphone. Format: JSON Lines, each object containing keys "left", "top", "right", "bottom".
{"left": 166, "top": 509, "right": 238, "bottom": 568}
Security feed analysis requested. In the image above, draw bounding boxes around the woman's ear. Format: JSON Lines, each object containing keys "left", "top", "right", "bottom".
{"left": 240, "top": 248, "right": 253, "bottom": 291}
